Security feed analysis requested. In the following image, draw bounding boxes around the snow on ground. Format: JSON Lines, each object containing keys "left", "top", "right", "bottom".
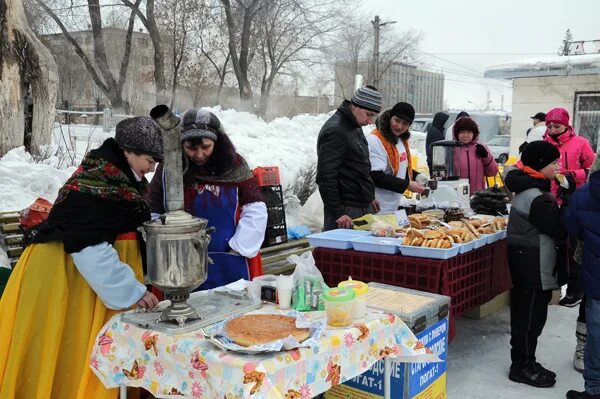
{"left": 1, "top": 108, "right": 428, "bottom": 226}
{"left": 448, "top": 304, "right": 584, "bottom": 399}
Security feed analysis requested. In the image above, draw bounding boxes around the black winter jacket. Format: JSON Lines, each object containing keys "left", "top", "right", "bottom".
{"left": 425, "top": 112, "right": 449, "bottom": 171}
{"left": 316, "top": 101, "right": 375, "bottom": 219}
{"left": 505, "top": 167, "right": 567, "bottom": 290}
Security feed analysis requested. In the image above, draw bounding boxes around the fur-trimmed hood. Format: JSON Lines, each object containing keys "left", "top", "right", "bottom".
{"left": 375, "top": 109, "right": 410, "bottom": 145}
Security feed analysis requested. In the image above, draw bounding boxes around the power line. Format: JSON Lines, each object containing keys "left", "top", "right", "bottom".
{"left": 415, "top": 50, "right": 484, "bottom": 75}
{"left": 444, "top": 78, "right": 512, "bottom": 88}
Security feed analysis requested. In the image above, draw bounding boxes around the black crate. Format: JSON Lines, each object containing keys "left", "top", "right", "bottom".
{"left": 266, "top": 205, "right": 286, "bottom": 226}
{"left": 263, "top": 223, "right": 288, "bottom": 247}
{"left": 260, "top": 185, "right": 284, "bottom": 207}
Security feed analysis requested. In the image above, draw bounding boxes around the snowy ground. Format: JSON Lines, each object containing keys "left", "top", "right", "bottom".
{"left": 448, "top": 304, "right": 584, "bottom": 399}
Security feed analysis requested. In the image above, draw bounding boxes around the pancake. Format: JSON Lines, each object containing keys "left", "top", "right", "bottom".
{"left": 224, "top": 315, "right": 311, "bottom": 347}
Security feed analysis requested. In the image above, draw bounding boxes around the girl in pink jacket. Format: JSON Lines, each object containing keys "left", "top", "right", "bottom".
{"left": 453, "top": 117, "right": 499, "bottom": 193}
{"left": 543, "top": 107, "right": 595, "bottom": 204}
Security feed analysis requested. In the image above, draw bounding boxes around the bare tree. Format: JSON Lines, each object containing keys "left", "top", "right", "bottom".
{"left": 35, "top": 0, "right": 140, "bottom": 113}
{"left": 0, "top": 0, "right": 58, "bottom": 156}
{"left": 329, "top": 16, "right": 421, "bottom": 100}
{"left": 120, "top": 0, "right": 168, "bottom": 103}
{"left": 156, "top": 0, "right": 205, "bottom": 108}
{"left": 198, "top": 11, "right": 232, "bottom": 104}
{"left": 254, "top": 0, "right": 346, "bottom": 118}
{"left": 219, "top": 0, "right": 263, "bottom": 111}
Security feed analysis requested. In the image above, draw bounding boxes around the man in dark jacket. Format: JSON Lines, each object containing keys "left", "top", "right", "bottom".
{"left": 317, "top": 86, "right": 382, "bottom": 231}
{"left": 565, "top": 160, "right": 600, "bottom": 399}
{"left": 504, "top": 141, "right": 565, "bottom": 388}
{"left": 425, "top": 111, "right": 449, "bottom": 172}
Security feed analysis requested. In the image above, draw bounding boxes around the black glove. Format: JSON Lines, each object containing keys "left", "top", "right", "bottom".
{"left": 475, "top": 144, "right": 488, "bottom": 159}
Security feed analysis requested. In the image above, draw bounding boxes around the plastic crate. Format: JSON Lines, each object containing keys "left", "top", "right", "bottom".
{"left": 443, "top": 245, "right": 493, "bottom": 318}
{"left": 314, "top": 248, "right": 443, "bottom": 294}
{"left": 351, "top": 236, "right": 401, "bottom": 255}
{"left": 266, "top": 205, "right": 286, "bottom": 226}
{"left": 253, "top": 166, "right": 280, "bottom": 187}
{"left": 263, "top": 223, "right": 288, "bottom": 247}
{"left": 307, "top": 229, "right": 370, "bottom": 250}
{"left": 260, "top": 185, "right": 284, "bottom": 207}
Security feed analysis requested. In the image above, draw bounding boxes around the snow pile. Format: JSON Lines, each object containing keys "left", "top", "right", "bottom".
{"left": 487, "top": 53, "right": 600, "bottom": 72}
{"left": 1, "top": 108, "right": 429, "bottom": 226}
{"left": 0, "top": 147, "right": 75, "bottom": 213}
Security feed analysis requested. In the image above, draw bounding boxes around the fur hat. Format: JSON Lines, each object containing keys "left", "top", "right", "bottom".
{"left": 545, "top": 107, "right": 570, "bottom": 127}
{"left": 521, "top": 141, "right": 560, "bottom": 171}
{"left": 114, "top": 116, "right": 163, "bottom": 161}
{"left": 391, "top": 102, "right": 415, "bottom": 123}
{"left": 453, "top": 116, "right": 479, "bottom": 140}
{"left": 181, "top": 108, "right": 223, "bottom": 143}
{"left": 351, "top": 86, "right": 383, "bottom": 113}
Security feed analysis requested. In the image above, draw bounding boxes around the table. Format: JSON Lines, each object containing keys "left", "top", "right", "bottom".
{"left": 313, "top": 240, "right": 512, "bottom": 342}
{"left": 91, "top": 307, "right": 438, "bottom": 399}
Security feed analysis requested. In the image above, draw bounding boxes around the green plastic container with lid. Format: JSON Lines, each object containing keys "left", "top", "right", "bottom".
{"left": 323, "top": 287, "right": 355, "bottom": 327}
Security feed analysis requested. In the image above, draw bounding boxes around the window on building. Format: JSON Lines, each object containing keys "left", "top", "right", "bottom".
{"left": 574, "top": 92, "right": 600, "bottom": 151}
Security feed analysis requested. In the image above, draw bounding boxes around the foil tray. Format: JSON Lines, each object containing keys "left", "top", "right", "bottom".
{"left": 121, "top": 289, "right": 262, "bottom": 335}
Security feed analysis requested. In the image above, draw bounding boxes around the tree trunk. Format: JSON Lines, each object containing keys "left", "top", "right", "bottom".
{"left": 0, "top": 0, "right": 58, "bottom": 156}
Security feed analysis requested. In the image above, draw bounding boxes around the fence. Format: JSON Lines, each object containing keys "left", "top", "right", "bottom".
{"left": 55, "top": 109, "right": 134, "bottom": 133}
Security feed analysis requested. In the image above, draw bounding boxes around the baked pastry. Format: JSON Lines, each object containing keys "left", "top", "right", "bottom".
{"left": 225, "top": 315, "right": 311, "bottom": 347}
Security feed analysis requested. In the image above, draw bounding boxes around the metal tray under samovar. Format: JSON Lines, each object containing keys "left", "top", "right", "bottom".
{"left": 121, "top": 289, "right": 262, "bottom": 335}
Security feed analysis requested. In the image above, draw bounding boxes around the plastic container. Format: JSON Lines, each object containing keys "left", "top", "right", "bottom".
{"left": 253, "top": 166, "right": 281, "bottom": 186}
{"left": 323, "top": 287, "right": 355, "bottom": 327}
{"left": 457, "top": 240, "right": 476, "bottom": 254}
{"left": 486, "top": 232, "right": 499, "bottom": 244}
{"left": 397, "top": 244, "right": 460, "bottom": 260}
{"left": 307, "top": 229, "right": 370, "bottom": 250}
{"left": 350, "top": 236, "right": 401, "bottom": 255}
{"left": 473, "top": 235, "right": 488, "bottom": 249}
{"left": 338, "top": 279, "right": 369, "bottom": 319}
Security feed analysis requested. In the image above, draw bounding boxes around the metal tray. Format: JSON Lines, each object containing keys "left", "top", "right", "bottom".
{"left": 121, "top": 289, "right": 262, "bottom": 335}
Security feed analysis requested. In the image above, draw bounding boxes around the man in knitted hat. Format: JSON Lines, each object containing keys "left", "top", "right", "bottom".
{"left": 504, "top": 141, "right": 567, "bottom": 388}
{"left": 317, "top": 86, "right": 383, "bottom": 230}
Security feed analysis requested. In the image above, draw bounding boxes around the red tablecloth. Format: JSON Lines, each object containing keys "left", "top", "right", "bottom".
{"left": 313, "top": 239, "right": 512, "bottom": 342}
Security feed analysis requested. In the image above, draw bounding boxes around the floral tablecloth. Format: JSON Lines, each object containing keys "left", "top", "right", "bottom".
{"left": 90, "top": 306, "right": 437, "bottom": 399}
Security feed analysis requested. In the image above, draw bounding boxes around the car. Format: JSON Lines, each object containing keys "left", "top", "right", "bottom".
{"left": 411, "top": 118, "right": 433, "bottom": 133}
{"left": 486, "top": 135, "right": 511, "bottom": 164}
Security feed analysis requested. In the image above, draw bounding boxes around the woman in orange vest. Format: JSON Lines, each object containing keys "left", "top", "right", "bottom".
{"left": 367, "top": 102, "right": 429, "bottom": 214}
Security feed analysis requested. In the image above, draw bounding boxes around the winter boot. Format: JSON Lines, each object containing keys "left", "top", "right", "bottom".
{"left": 566, "top": 390, "right": 600, "bottom": 399}
{"left": 574, "top": 321, "right": 587, "bottom": 373}
{"left": 509, "top": 363, "right": 556, "bottom": 388}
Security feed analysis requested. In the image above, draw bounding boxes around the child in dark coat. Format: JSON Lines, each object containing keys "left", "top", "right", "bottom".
{"left": 504, "top": 141, "right": 564, "bottom": 388}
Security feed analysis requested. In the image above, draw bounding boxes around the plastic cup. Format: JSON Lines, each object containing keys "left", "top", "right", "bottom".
{"left": 276, "top": 275, "right": 294, "bottom": 309}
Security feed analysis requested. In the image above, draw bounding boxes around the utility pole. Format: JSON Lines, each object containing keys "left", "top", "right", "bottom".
{"left": 371, "top": 15, "right": 396, "bottom": 88}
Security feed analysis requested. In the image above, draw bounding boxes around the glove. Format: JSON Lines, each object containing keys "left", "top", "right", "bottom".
{"left": 475, "top": 144, "right": 488, "bottom": 159}
{"left": 415, "top": 174, "right": 430, "bottom": 185}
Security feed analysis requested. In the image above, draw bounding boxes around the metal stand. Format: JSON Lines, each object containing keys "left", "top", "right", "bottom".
{"left": 384, "top": 357, "right": 391, "bottom": 399}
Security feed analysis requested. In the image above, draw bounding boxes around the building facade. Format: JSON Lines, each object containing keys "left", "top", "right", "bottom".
{"left": 485, "top": 54, "right": 600, "bottom": 154}
{"left": 334, "top": 61, "right": 445, "bottom": 113}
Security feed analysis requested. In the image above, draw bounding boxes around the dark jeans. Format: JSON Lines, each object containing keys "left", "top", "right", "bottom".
{"left": 510, "top": 287, "right": 552, "bottom": 366}
{"left": 323, "top": 204, "right": 374, "bottom": 231}
{"left": 567, "top": 240, "right": 583, "bottom": 298}
{"left": 584, "top": 297, "right": 600, "bottom": 395}
{"left": 580, "top": 295, "right": 588, "bottom": 323}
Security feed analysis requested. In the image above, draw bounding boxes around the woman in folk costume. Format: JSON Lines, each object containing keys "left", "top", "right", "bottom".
{"left": 367, "top": 102, "right": 429, "bottom": 214}
{"left": 146, "top": 108, "right": 267, "bottom": 289}
{"left": 0, "top": 117, "right": 163, "bottom": 399}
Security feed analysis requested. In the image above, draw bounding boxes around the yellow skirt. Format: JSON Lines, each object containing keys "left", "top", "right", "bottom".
{"left": 0, "top": 236, "right": 144, "bottom": 399}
